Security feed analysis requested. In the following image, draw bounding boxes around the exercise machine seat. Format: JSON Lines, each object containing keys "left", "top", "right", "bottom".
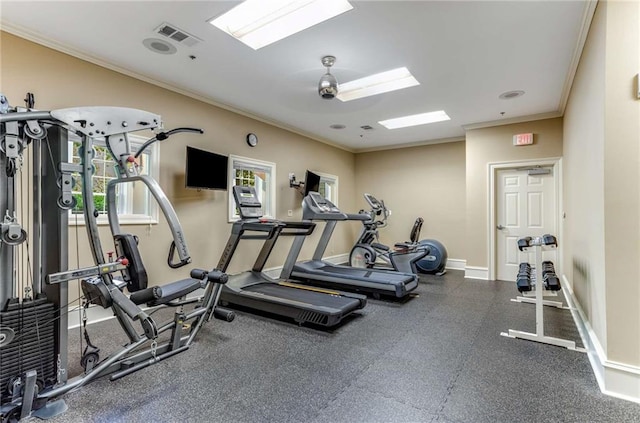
{"left": 129, "top": 278, "right": 202, "bottom": 306}
{"left": 113, "top": 234, "right": 148, "bottom": 292}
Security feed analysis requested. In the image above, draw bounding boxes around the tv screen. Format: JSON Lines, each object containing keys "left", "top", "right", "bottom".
{"left": 185, "top": 146, "right": 228, "bottom": 190}
{"left": 304, "top": 170, "right": 321, "bottom": 197}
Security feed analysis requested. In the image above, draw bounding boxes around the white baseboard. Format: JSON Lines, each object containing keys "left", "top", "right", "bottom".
{"left": 562, "top": 275, "right": 640, "bottom": 404}
{"left": 465, "top": 266, "right": 489, "bottom": 280}
{"left": 324, "top": 253, "right": 350, "bottom": 265}
{"left": 445, "top": 258, "right": 466, "bottom": 271}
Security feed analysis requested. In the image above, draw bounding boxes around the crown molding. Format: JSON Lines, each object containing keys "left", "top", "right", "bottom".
{"left": 354, "top": 136, "right": 465, "bottom": 153}
{"left": 558, "top": 0, "right": 598, "bottom": 114}
{"left": 0, "top": 22, "right": 355, "bottom": 154}
{"left": 462, "top": 111, "right": 563, "bottom": 131}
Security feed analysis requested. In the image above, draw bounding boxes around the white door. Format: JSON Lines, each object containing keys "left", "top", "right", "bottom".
{"left": 496, "top": 167, "right": 557, "bottom": 281}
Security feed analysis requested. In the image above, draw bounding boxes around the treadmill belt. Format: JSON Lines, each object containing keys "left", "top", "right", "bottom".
{"left": 244, "top": 283, "right": 353, "bottom": 307}
{"left": 318, "top": 265, "right": 374, "bottom": 276}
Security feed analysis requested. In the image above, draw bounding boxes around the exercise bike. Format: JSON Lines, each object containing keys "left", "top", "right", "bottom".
{"left": 349, "top": 193, "right": 448, "bottom": 276}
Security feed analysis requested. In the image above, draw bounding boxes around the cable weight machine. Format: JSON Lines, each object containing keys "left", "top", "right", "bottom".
{"left": 0, "top": 94, "right": 232, "bottom": 421}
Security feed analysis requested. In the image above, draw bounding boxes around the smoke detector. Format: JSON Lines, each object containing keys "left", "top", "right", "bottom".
{"left": 499, "top": 90, "right": 525, "bottom": 100}
{"left": 142, "top": 38, "right": 177, "bottom": 55}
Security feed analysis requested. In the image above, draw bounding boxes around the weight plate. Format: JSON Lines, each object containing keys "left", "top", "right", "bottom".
{"left": 0, "top": 327, "right": 15, "bottom": 347}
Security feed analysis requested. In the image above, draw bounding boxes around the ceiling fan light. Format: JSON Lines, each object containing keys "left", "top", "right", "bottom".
{"left": 209, "top": 0, "right": 354, "bottom": 50}
{"left": 318, "top": 72, "right": 339, "bottom": 99}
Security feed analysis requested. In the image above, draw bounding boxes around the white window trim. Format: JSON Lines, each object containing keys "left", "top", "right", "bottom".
{"left": 312, "top": 170, "right": 339, "bottom": 206}
{"left": 68, "top": 133, "right": 160, "bottom": 226}
{"left": 228, "top": 154, "right": 276, "bottom": 222}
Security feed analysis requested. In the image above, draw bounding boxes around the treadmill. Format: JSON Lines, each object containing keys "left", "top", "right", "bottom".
{"left": 281, "top": 191, "right": 418, "bottom": 299}
{"left": 218, "top": 186, "right": 366, "bottom": 327}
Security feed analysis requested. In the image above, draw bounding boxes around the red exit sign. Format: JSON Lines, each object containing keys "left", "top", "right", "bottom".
{"left": 513, "top": 133, "right": 534, "bottom": 146}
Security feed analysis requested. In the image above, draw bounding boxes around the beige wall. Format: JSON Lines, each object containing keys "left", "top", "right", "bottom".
{"left": 465, "top": 118, "right": 563, "bottom": 269}
{"left": 354, "top": 142, "right": 466, "bottom": 261}
{"left": 1, "top": 32, "right": 357, "bottom": 285}
{"left": 562, "top": 1, "right": 608, "bottom": 351}
{"left": 602, "top": 0, "right": 640, "bottom": 366}
{"left": 564, "top": 0, "right": 640, "bottom": 366}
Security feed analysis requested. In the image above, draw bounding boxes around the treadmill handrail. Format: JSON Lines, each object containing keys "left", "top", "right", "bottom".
{"left": 235, "top": 220, "right": 284, "bottom": 240}
{"left": 278, "top": 221, "right": 316, "bottom": 237}
{"left": 345, "top": 213, "right": 370, "bottom": 221}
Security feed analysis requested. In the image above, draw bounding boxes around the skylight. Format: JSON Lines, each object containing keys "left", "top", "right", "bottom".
{"left": 336, "top": 67, "right": 419, "bottom": 102}
{"left": 379, "top": 111, "right": 451, "bottom": 129}
{"left": 209, "top": 0, "right": 354, "bottom": 50}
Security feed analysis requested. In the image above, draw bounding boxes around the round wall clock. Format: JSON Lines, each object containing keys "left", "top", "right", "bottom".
{"left": 246, "top": 133, "right": 258, "bottom": 147}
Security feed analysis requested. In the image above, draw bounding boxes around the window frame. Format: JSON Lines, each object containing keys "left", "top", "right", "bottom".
{"left": 67, "top": 133, "right": 160, "bottom": 226}
{"left": 227, "top": 154, "right": 276, "bottom": 222}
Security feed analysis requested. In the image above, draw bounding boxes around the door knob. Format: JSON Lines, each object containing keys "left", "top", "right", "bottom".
{"left": 497, "top": 224, "right": 505, "bottom": 230}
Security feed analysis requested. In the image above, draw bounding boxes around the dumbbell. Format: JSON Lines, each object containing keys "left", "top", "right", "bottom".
{"left": 519, "top": 263, "right": 531, "bottom": 273}
{"left": 518, "top": 237, "right": 532, "bottom": 251}
{"left": 543, "top": 272, "right": 561, "bottom": 291}
{"left": 516, "top": 274, "right": 532, "bottom": 292}
{"left": 541, "top": 262, "right": 555, "bottom": 277}
{"left": 542, "top": 234, "right": 558, "bottom": 247}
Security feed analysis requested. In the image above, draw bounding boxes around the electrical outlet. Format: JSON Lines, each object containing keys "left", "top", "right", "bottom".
{"left": 287, "top": 210, "right": 293, "bottom": 217}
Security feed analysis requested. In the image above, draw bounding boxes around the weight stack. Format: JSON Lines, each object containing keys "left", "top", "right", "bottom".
{"left": 0, "top": 296, "right": 57, "bottom": 403}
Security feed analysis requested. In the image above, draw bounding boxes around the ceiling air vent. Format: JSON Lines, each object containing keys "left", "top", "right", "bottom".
{"left": 360, "top": 125, "right": 374, "bottom": 131}
{"left": 155, "top": 22, "right": 201, "bottom": 47}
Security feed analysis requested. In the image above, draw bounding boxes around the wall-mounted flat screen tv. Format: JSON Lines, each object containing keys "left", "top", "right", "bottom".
{"left": 185, "top": 146, "right": 228, "bottom": 190}
{"left": 304, "top": 170, "right": 321, "bottom": 197}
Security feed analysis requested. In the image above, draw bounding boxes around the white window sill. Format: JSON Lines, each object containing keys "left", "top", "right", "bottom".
{"left": 68, "top": 216, "right": 159, "bottom": 226}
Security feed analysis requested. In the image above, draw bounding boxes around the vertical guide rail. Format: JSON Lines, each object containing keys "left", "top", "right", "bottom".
{"left": 39, "top": 126, "right": 70, "bottom": 383}
{"left": 0, "top": 126, "right": 14, "bottom": 305}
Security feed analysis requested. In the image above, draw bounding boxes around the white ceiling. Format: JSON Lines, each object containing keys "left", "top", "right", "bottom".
{"left": 0, "top": 1, "right": 592, "bottom": 152}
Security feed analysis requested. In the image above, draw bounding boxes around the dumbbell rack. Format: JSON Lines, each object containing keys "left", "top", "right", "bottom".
{"left": 501, "top": 236, "right": 583, "bottom": 351}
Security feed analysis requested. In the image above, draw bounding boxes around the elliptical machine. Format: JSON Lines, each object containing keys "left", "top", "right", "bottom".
{"left": 349, "top": 193, "right": 448, "bottom": 276}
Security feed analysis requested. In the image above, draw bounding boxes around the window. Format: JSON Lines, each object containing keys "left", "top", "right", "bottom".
{"left": 228, "top": 155, "right": 276, "bottom": 221}
{"left": 314, "top": 171, "right": 339, "bottom": 205}
{"left": 68, "top": 133, "right": 159, "bottom": 225}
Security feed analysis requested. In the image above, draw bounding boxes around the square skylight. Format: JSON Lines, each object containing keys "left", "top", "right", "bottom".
{"left": 336, "top": 67, "right": 419, "bottom": 102}
{"left": 209, "top": 0, "right": 353, "bottom": 50}
{"left": 379, "top": 110, "right": 451, "bottom": 129}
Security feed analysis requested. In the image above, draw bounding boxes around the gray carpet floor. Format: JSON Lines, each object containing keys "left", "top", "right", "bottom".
{"left": 44, "top": 270, "right": 640, "bottom": 422}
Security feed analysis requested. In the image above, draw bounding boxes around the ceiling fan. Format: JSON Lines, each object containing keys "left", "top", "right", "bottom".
{"left": 318, "top": 56, "right": 338, "bottom": 100}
